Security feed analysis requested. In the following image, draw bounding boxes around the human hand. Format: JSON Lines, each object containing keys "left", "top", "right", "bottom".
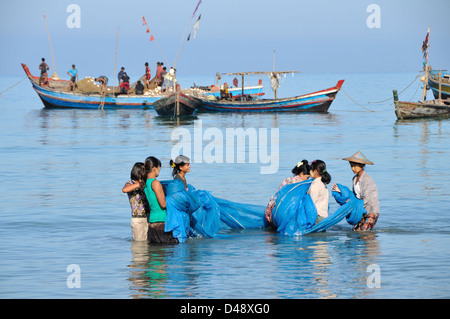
{"left": 332, "top": 183, "right": 341, "bottom": 193}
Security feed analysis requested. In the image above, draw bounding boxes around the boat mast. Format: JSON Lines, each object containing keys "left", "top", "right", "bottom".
{"left": 421, "top": 26, "right": 430, "bottom": 102}
{"left": 43, "top": 9, "right": 60, "bottom": 80}
{"left": 113, "top": 27, "right": 119, "bottom": 94}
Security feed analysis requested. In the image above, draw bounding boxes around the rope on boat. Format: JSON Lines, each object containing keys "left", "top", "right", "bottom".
{"left": 368, "top": 74, "right": 421, "bottom": 104}
{"left": 0, "top": 77, "right": 27, "bottom": 97}
{"left": 340, "top": 73, "right": 422, "bottom": 112}
{"left": 340, "top": 87, "right": 375, "bottom": 112}
{"left": 99, "top": 91, "right": 106, "bottom": 110}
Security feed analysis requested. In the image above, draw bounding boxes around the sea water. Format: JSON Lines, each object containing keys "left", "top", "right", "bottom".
{"left": 0, "top": 72, "right": 449, "bottom": 299}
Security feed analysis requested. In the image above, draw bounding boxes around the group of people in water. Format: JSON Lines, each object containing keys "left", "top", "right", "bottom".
{"left": 123, "top": 151, "right": 380, "bottom": 244}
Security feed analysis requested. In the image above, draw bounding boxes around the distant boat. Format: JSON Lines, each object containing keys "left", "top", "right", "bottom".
{"left": 152, "top": 91, "right": 200, "bottom": 116}
{"left": 393, "top": 28, "right": 450, "bottom": 119}
{"left": 393, "top": 68, "right": 450, "bottom": 120}
{"left": 195, "top": 71, "right": 344, "bottom": 113}
{"left": 428, "top": 69, "right": 450, "bottom": 101}
{"left": 21, "top": 63, "right": 264, "bottom": 110}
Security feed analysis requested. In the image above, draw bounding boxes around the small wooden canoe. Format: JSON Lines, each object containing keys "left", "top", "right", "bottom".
{"left": 152, "top": 92, "right": 200, "bottom": 116}
{"left": 394, "top": 98, "right": 450, "bottom": 119}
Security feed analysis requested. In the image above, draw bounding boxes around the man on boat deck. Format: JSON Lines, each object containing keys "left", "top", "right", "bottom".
{"left": 145, "top": 62, "right": 151, "bottom": 89}
{"left": 118, "top": 67, "right": 125, "bottom": 82}
{"left": 39, "top": 58, "right": 49, "bottom": 86}
{"left": 67, "top": 64, "right": 79, "bottom": 91}
{"left": 95, "top": 76, "right": 108, "bottom": 94}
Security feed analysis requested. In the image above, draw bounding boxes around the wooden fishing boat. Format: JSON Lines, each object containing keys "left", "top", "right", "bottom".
{"left": 428, "top": 70, "right": 450, "bottom": 101}
{"left": 393, "top": 90, "right": 450, "bottom": 119}
{"left": 152, "top": 91, "right": 200, "bottom": 116}
{"left": 393, "top": 67, "right": 450, "bottom": 119}
{"left": 195, "top": 78, "right": 345, "bottom": 113}
{"left": 21, "top": 63, "right": 264, "bottom": 110}
{"left": 393, "top": 28, "right": 450, "bottom": 119}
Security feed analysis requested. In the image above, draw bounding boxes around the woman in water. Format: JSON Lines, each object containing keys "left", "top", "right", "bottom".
{"left": 144, "top": 156, "right": 178, "bottom": 244}
{"left": 308, "top": 160, "right": 331, "bottom": 225}
{"left": 265, "top": 160, "right": 311, "bottom": 225}
{"left": 122, "top": 162, "right": 149, "bottom": 241}
{"left": 332, "top": 151, "right": 380, "bottom": 231}
{"left": 170, "top": 155, "right": 191, "bottom": 190}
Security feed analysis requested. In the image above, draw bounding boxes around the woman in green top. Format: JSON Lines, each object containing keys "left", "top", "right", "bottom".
{"left": 144, "top": 156, "right": 178, "bottom": 244}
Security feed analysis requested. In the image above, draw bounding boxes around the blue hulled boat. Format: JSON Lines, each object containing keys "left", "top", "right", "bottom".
{"left": 21, "top": 63, "right": 264, "bottom": 109}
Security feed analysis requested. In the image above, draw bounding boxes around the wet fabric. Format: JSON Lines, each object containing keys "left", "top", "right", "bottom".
{"left": 272, "top": 180, "right": 365, "bottom": 235}
{"left": 161, "top": 180, "right": 266, "bottom": 243}
{"left": 161, "top": 179, "right": 366, "bottom": 243}
{"left": 148, "top": 222, "right": 178, "bottom": 244}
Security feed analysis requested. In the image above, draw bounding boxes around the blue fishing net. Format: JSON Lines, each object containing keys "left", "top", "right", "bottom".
{"left": 161, "top": 179, "right": 365, "bottom": 243}
{"left": 272, "top": 180, "right": 365, "bottom": 235}
{"left": 162, "top": 180, "right": 267, "bottom": 243}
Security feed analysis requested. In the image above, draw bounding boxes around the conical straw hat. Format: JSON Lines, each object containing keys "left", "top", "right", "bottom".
{"left": 342, "top": 150, "right": 374, "bottom": 165}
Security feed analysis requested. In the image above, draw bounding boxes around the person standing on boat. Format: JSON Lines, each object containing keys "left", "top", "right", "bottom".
{"left": 145, "top": 62, "right": 151, "bottom": 90}
{"left": 265, "top": 160, "right": 311, "bottom": 225}
{"left": 67, "top": 64, "right": 79, "bottom": 91}
{"left": 170, "top": 155, "right": 191, "bottom": 191}
{"left": 144, "top": 156, "right": 178, "bottom": 244}
{"left": 308, "top": 160, "right": 331, "bottom": 225}
{"left": 161, "top": 67, "right": 167, "bottom": 92}
{"left": 117, "top": 67, "right": 125, "bottom": 82}
{"left": 39, "top": 58, "right": 49, "bottom": 86}
{"left": 332, "top": 151, "right": 380, "bottom": 231}
{"left": 156, "top": 62, "right": 163, "bottom": 87}
{"left": 122, "top": 162, "right": 150, "bottom": 241}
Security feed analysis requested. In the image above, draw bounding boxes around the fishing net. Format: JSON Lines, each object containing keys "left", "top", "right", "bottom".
{"left": 162, "top": 180, "right": 267, "bottom": 243}
{"left": 75, "top": 77, "right": 104, "bottom": 93}
{"left": 161, "top": 179, "right": 365, "bottom": 243}
{"left": 272, "top": 180, "right": 365, "bottom": 235}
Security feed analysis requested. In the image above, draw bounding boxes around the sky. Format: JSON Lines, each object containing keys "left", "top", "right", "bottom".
{"left": 1, "top": 0, "right": 449, "bottom": 80}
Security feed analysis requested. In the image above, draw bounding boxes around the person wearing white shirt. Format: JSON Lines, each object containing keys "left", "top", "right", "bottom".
{"left": 307, "top": 160, "right": 331, "bottom": 224}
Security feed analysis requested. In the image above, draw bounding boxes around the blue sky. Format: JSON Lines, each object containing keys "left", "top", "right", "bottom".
{"left": 1, "top": 0, "right": 449, "bottom": 79}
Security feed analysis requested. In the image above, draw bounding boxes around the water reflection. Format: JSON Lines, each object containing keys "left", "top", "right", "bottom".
{"left": 127, "top": 229, "right": 381, "bottom": 299}
{"left": 128, "top": 241, "right": 172, "bottom": 298}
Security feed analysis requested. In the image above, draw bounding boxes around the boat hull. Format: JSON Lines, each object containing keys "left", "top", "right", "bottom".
{"left": 428, "top": 74, "right": 450, "bottom": 100}
{"left": 152, "top": 92, "right": 199, "bottom": 116}
{"left": 195, "top": 80, "right": 344, "bottom": 113}
{"left": 21, "top": 63, "right": 263, "bottom": 110}
{"left": 394, "top": 100, "right": 450, "bottom": 119}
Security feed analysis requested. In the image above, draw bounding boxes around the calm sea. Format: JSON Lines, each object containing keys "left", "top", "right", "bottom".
{"left": 0, "top": 71, "right": 449, "bottom": 300}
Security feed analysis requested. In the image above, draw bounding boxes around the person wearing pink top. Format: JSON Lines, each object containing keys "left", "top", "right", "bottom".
{"left": 265, "top": 160, "right": 311, "bottom": 226}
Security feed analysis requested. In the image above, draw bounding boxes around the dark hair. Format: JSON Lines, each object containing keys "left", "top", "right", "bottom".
{"left": 310, "top": 159, "right": 331, "bottom": 184}
{"left": 130, "top": 162, "right": 146, "bottom": 187}
{"left": 291, "top": 159, "right": 310, "bottom": 176}
{"left": 169, "top": 155, "right": 190, "bottom": 177}
{"left": 144, "top": 156, "right": 161, "bottom": 173}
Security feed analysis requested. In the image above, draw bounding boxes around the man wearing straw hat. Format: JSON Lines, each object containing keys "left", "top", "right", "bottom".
{"left": 332, "top": 151, "right": 380, "bottom": 231}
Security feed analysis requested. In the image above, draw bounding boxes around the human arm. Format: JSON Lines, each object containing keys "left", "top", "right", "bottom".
{"left": 359, "top": 174, "right": 380, "bottom": 215}
{"left": 122, "top": 181, "right": 141, "bottom": 193}
{"left": 151, "top": 180, "right": 166, "bottom": 209}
